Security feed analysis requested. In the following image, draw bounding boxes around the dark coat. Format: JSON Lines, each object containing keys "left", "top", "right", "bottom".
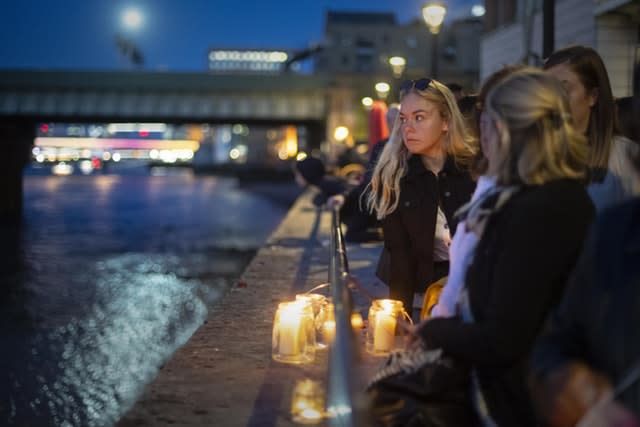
{"left": 375, "top": 155, "right": 475, "bottom": 310}
{"left": 417, "top": 179, "right": 595, "bottom": 427}
{"left": 532, "top": 197, "right": 640, "bottom": 417}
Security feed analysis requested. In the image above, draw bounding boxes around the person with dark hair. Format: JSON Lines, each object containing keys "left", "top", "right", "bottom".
{"left": 544, "top": 45, "right": 640, "bottom": 210}
{"left": 293, "top": 156, "right": 346, "bottom": 207}
{"left": 530, "top": 62, "right": 640, "bottom": 427}
{"left": 328, "top": 104, "right": 401, "bottom": 243}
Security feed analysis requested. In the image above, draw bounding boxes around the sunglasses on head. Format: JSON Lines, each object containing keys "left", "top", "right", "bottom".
{"left": 399, "top": 78, "right": 432, "bottom": 93}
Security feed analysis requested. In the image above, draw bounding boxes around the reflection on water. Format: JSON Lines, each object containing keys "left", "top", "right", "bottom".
{"left": 0, "top": 169, "right": 298, "bottom": 426}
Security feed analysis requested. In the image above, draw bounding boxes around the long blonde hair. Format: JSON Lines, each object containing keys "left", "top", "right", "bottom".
{"left": 366, "top": 79, "right": 477, "bottom": 219}
{"left": 484, "top": 68, "right": 588, "bottom": 186}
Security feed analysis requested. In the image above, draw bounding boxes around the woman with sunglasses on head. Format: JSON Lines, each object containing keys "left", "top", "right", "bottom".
{"left": 366, "top": 78, "right": 477, "bottom": 319}
{"left": 406, "top": 69, "right": 594, "bottom": 425}
{"left": 544, "top": 45, "right": 640, "bottom": 211}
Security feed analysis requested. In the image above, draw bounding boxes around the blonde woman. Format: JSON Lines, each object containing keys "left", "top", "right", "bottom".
{"left": 367, "top": 78, "right": 477, "bottom": 317}
{"left": 408, "top": 68, "right": 594, "bottom": 426}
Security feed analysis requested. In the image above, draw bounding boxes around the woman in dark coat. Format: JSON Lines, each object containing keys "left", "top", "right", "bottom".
{"left": 366, "top": 78, "right": 477, "bottom": 315}
{"left": 410, "top": 69, "right": 595, "bottom": 425}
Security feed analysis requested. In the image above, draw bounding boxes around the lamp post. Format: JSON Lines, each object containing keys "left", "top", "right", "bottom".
{"left": 388, "top": 56, "right": 406, "bottom": 102}
{"left": 422, "top": 1, "right": 447, "bottom": 79}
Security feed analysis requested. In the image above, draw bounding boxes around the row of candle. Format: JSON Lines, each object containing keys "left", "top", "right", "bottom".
{"left": 272, "top": 294, "right": 407, "bottom": 364}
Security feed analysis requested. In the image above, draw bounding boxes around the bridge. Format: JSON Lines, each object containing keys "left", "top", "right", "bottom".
{"left": 0, "top": 70, "right": 332, "bottom": 220}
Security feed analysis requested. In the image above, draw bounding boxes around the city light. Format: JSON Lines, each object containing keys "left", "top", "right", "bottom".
{"left": 122, "top": 8, "right": 143, "bottom": 31}
{"left": 422, "top": 2, "right": 447, "bottom": 34}
{"left": 374, "top": 82, "right": 390, "bottom": 99}
{"left": 389, "top": 56, "right": 407, "bottom": 78}
{"left": 472, "top": 5, "right": 486, "bottom": 17}
{"left": 361, "top": 97, "right": 374, "bottom": 109}
{"left": 333, "top": 126, "right": 349, "bottom": 142}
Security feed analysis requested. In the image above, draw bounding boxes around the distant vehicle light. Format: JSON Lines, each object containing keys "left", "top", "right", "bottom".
{"left": 52, "top": 162, "right": 73, "bottom": 176}
{"left": 79, "top": 160, "right": 94, "bottom": 175}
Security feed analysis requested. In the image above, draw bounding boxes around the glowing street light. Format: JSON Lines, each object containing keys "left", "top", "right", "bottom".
{"left": 422, "top": 1, "right": 447, "bottom": 79}
{"left": 388, "top": 56, "right": 407, "bottom": 78}
{"left": 374, "top": 82, "right": 390, "bottom": 99}
{"left": 472, "top": 5, "right": 486, "bottom": 17}
{"left": 116, "top": 7, "right": 145, "bottom": 67}
{"left": 361, "top": 97, "right": 374, "bottom": 109}
{"left": 333, "top": 126, "right": 350, "bottom": 143}
{"left": 422, "top": 2, "right": 447, "bottom": 34}
{"left": 122, "top": 8, "right": 143, "bottom": 32}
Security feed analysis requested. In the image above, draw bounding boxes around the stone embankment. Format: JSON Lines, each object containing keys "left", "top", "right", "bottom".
{"left": 118, "top": 189, "right": 388, "bottom": 427}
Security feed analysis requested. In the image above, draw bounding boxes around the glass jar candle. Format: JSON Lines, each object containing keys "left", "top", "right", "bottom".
{"left": 366, "top": 299, "right": 405, "bottom": 355}
{"left": 272, "top": 300, "right": 316, "bottom": 364}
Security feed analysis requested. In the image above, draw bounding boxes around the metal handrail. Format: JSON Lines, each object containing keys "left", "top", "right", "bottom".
{"left": 326, "top": 204, "right": 361, "bottom": 426}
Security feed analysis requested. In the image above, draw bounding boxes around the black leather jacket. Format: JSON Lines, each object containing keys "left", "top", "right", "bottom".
{"left": 375, "top": 155, "right": 475, "bottom": 310}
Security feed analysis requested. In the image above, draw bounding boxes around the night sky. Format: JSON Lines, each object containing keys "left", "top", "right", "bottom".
{"left": 0, "top": 0, "right": 480, "bottom": 72}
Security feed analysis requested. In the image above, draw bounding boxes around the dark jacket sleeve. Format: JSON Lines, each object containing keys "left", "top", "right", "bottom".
{"left": 418, "top": 185, "right": 594, "bottom": 367}
{"left": 528, "top": 229, "right": 594, "bottom": 378}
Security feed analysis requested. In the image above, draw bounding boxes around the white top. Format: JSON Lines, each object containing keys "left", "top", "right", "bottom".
{"left": 433, "top": 205, "right": 451, "bottom": 261}
{"left": 430, "top": 176, "right": 497, "bottom": 318}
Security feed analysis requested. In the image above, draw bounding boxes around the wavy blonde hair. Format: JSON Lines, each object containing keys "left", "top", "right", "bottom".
{"left": 484, "top": 68, "right": 588, "bottom": 186}
{"left": 366, "top": 79, "right": 477, "bottom": 219}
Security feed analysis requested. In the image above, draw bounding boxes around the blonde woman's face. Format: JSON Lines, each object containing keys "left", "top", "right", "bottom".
{"left": 399, "top": 93, "right": 448, "bottom": 157}
{"left": 546, "top": 63, "right": 596, "bottom": 135}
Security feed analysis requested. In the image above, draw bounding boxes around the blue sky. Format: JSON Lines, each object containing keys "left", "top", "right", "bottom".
{"left": 0, "top": 0, "right": 480, "bottom": 71}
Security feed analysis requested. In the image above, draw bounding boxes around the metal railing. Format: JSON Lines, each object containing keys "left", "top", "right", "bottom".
{"left": 326, "top": 204, "right": 363, "bottom": 426}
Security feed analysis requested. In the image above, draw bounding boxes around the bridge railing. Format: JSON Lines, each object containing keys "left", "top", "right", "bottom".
{"left": 326, "top": 204, "right": 366, "bottom": 426}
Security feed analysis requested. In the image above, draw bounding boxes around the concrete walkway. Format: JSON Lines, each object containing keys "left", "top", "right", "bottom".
{"left": 117, "top": 189, "right": 390, "bottom": 427}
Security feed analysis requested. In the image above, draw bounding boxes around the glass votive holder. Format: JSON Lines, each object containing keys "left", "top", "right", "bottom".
{"left": 272, "top": 300, "right": 316, "bottom": 364}
{"left": 366, "top": 299, "right": 406, "bottom": 355}
{"left": 296, "top": 293, "right": 331, "bottom": 349}
{"left": 290, "top": 379, "right": 325, "bottom": 424}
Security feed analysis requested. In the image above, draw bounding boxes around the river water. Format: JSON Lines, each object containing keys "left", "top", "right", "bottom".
{"left": 0, "top": 165, "right": 299, "bottom": 426}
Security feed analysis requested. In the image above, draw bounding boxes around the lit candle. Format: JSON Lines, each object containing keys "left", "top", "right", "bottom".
{"left": 279, "top": 303, "right": 302, "bottom": 356}
{"left": 373, "top": 308, "right": 396, "bottom": 351}
{"left": 322, "top": 319, "right": 336, "bottom": 344}
{"left": 351, "top": 312, "right": 364, "bottom": 330}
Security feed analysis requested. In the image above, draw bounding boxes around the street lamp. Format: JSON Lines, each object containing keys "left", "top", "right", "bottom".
{"left": 422, "top": 1, "right": 447, "bottom": 79}
{"left": 388, "top": 56, "right": 407, "bottom": 78}
{"left": 374, "top": 82, "right": 390, "bottom": 100}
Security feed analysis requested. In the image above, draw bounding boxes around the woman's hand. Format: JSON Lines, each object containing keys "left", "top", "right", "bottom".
{"left": 327, "top": 194, "right": 345, "bottom": 208}
{"left": 402, "top": 318, "right": 429, "bottom": 350}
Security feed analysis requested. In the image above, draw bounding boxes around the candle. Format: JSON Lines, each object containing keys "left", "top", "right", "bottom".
{"left": 373, "top": 309, "right": 396, "bottom": 351}
{"left": 322, "top": 319, "right": 336, "bottom": 344}
{"left": 351, "top": 312, "right": 364, "bottom": 330}
{"left": 279, "top": 303, "right": 302, "bottom": 356}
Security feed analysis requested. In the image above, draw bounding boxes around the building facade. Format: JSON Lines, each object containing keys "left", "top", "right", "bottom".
{"left": 314, "top": 11, "right": 483, "bottom": 146}
{"left": 481, "top": 0, "right": 639, "bottom": 96}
